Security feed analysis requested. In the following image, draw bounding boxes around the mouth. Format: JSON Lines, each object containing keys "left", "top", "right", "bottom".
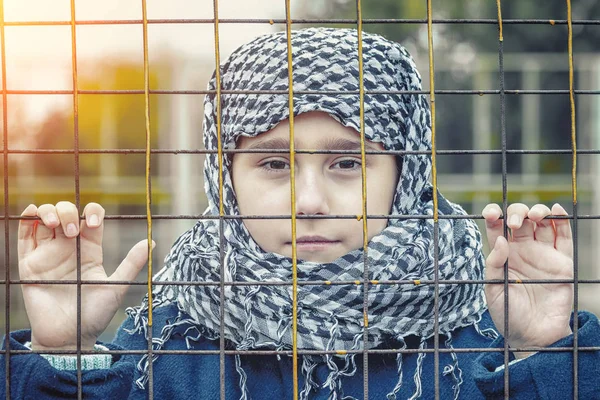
{"left": 286, "top": 236, "right": 341, "bottom": 252}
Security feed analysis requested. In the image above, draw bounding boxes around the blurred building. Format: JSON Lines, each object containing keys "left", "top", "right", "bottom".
{"left": 3, "top": 50, "right": 600, "bottom": 338}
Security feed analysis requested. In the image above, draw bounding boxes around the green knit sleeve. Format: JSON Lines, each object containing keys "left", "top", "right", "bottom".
{"left": 25, "top": 342, "right": 113, "bottom": 371}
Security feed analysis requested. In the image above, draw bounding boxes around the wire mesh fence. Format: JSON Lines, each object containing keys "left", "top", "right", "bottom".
{"left": 1, "top": 0, "right": 600, "bottom": 399}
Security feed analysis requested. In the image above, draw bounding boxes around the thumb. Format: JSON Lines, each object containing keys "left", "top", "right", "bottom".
{"left": 109, "top": 239, "right": 155, "bottom": 284}
{"left": 485, "top": 236, "right": 509, "bottom": 281}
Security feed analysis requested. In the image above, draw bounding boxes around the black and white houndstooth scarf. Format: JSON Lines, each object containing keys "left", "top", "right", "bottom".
{"left": 127, "top": 27, "right": 490, "bottom": 399}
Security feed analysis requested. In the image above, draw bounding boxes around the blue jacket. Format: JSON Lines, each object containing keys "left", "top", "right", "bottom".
{"left": 2, "top": 306, "right": 599, "bottom": 399}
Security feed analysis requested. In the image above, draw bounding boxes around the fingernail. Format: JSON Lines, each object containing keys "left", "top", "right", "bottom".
{"left": 509, "top": 215, "right": 520, "bottom": 227}
{"left": 88, "top": 214, "right": 99, "bottom": 227}
{"left": 66, "top": 223, "right": 78, "bottom": 236}
{"left": 47, "top": 213, "right": 57, "bottom": 224}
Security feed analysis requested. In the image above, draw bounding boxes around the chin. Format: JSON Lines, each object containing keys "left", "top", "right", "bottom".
{"left": 297, "top": 253, "right": 342, "bottom": 264}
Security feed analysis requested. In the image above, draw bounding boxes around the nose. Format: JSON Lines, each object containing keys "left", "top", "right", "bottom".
{"left": 294, "top": 168, "right": 330, "bottom": 216}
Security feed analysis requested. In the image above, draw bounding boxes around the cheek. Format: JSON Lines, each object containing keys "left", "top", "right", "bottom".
{"left": 365, "top": 164, "right": 398, "bottom": 215}
{"left": 239, "top": 185, "right": 291, "bottom": 215}
{"left": 234, "top": 175, "right": 291, "bottom": 215}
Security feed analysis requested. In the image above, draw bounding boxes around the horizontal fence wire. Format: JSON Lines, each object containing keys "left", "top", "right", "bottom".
{"left": 3, "top": 346, "right": 599, "bottom": 357}
{"left": 2, "top": 89, "right": 600, "bottom": 95}
{"left": 2, "top": 1, "right": 598, "bottom": 399}
{"left": 2, "top": 278, "right": 600, "bottom": 286}
{"left": 1, "top": 18, "right": 599, "bottom": 26}
{"left": 2, "top": 214, "right": 597, "bottom": 220}
{"left": 3, "top": 148, "right": 600, "bottom": 155}
{"left": 1, "top": 346, "right": 599, "bottom": 356}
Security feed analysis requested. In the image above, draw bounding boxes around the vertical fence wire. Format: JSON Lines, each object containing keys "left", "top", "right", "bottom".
{"left": 1, "top": 0, "right": 9, "bottom": 398}
{"left": 425, "top": 0, "right": 441, "bottom": 399}
{"left": 67, "top": 1, "right": 83, "bottom": 398}
{"left": 494, "top": 1, "right": 511, "bottom": 398}
{"left": 283, "top": 1, "right": 300, "bottom": 398}
{"left": 209, "top": 1, "right": 227, "bottom": 398}
{"left": 354, "top": 1, "right": 371, "bottom": 399}
{"left": 1, "top": 4, "right": 597, "bottom": 400}
{"left": 566, "top": 0, "right": 579, "bottom": 398}
{"left": 141, "top": 0, "right": 155, "bottom": 398}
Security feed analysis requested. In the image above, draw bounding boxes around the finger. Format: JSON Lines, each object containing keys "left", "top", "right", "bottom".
{"left": 485, "top": 236, "right": 509, "bottom": 281}
{"left": 36, "top": 203, "right": 60, "bottom": 229}
{"left": 35, "top": 204, "right": 58, "bottom": 245}
{"left": 507, "top": 203, "right": 534, "bottom": 241}
{"left": 482, "top": 203, "right": 504, "bottom": 249}
{"left": 109, "top": 240, "right": 155, "bottom": 301}
{"left": 80, "top": 202, "right": 105, "bottom": 244}
{"left": 552, "top": 203, "right": 573, "bottom": 257}
{"left": 528, "top": 204, "right": 554, "bottom": 245}
{"left": 18, "top": 204, "right": 38, "bottom": 257}
{"left": 55, "top": 201, "right": 80, "bottom": 238}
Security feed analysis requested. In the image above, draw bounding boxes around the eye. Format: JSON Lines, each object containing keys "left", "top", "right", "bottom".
{"left": 332, "top": 159, "right": 361, "bottom": 170}
{"left": 260, "top": 159, "right": 289, "bottom": 171}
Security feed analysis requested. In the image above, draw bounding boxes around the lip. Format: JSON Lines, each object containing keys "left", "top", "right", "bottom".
{"left": 287, "top": 236, "right": 341, "bottom": 251}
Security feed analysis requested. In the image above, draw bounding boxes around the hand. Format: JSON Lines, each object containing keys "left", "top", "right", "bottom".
{"left": 482, "top": 203, "right": 573, "bottom": 358}
{"left": 18, "top": 202, "right": 153, "bottom": 351}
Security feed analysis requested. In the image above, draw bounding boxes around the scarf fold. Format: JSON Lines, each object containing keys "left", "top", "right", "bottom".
{"left": 127, "top": 27, "right": 489, "bottom": 398}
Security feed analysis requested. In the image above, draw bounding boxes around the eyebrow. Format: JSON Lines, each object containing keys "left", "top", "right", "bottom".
{"left": 243, "top": 137, "right": 379, "bottom": 152}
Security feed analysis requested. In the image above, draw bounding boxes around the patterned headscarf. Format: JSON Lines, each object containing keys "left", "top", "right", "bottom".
{"left": 128, "top": 27, "right": 488, "bottom": 399}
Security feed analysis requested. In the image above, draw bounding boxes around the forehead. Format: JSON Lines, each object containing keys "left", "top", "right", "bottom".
{"left": 235, "top": 112, "right": 385, "bottom": 151}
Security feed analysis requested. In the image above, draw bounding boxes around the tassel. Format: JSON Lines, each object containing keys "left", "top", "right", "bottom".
{"left": 235, "top": 354, "right": 250, "bottom": 400}
{"left": 386, "top": 336, "right": 407, "bottom": 400}
{"left": 443, "top": 333, "right": 463, "bottom": 400}
{"left": 299, "top": 356, "right": 319, "bottom": 400}
{"left": 408, "top": 339, "right": 427, "bottom": 400}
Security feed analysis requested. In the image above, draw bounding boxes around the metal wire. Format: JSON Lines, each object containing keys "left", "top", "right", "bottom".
{"left": 2, "top": 17, "right": 600, "bottom": 26}
{"left": 3, "top": 345, "right": 598, "bottom": 357}
{"left": 67, "top": 0, "right": 83, "bottom": 397}
{"left": 5, "top": 148, "right": 600, "bottom": 155}
{"left": 354, "top": 1, "right": 371, "bottom": 399}
{"left": 140, "top": 1, "right": 155, "bottom": 397}
{"left": 282, "top": 2, "right": 300, "bottom": 398}
{"left": 566, "top": 0, "right": 579, "bottom": 398}
{"left": 426, "top": 0, "right": 441, "bottom": 398}
{"left": 4, "top": 277, "right": 600, "bottom": 287}
{"left": 1, "top": 0, "right": 9, "bottom": 397}
{"left": 209, "top": 1, "right": 227, "bottom": 398}
{"left": 3, "top": 3, "right": 598, "bottom": 399}
{"left": 4, "top": 89, "right": 600, "bottom": 95}
{"left": 494, "top": 1, "right": 511, "bottom": 397}
{"left": 8, "top": 213, "right": 600, "bottom": 221}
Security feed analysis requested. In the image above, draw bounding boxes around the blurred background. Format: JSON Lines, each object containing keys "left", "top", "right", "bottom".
{"left": 1, "top": 0, "right": 600, "bottom": 341}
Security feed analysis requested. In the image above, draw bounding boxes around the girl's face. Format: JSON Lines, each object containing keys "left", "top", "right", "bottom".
{"left": 232, "top": 112, "right": 399, "bottom": 263}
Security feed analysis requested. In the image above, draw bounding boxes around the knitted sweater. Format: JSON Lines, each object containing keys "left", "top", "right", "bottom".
{"left": 2, "top": 306, "right": 599, "bottom": 399}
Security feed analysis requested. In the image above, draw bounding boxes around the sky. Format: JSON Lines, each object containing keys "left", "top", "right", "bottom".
{"left": 3, "top": 0, "right": 301, "bottom": 124}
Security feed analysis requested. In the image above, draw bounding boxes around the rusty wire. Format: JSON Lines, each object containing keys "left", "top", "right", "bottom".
{"left": 0, "top": 1, "right": 596, "bottom": 399}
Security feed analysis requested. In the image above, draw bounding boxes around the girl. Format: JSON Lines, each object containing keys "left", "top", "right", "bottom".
{"left": 4, "top": 27, "right": 600, "bottom": 399}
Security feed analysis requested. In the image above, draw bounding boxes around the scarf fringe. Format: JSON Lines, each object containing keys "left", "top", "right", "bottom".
{"left": 126, "top": 304, "right": 499, "bottom": 398}
{"left": 474, "top": 320, "right": 500, "bottom": 341}
{"left": 300, "top": 356, "right": 320, "bottom": 400}
{"left": 386, "top": 337, "right": 407, "bottom": 400}
{"left": 408, "top": 339, "right": 427, "bottom": 400}
{"left": 235, "top": 354, "right": 250, "bottom": 400}
{"left": 321, "top": 314, "right": 363, "bottom": 400}
{"left": 443, "top": 333, "right": 463, "bottom": 400}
